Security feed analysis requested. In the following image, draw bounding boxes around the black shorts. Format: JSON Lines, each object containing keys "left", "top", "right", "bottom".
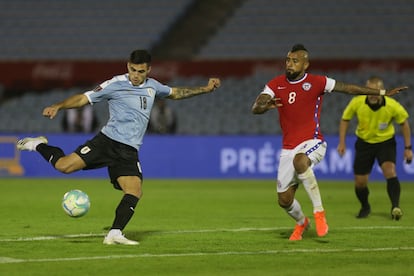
{"left": 353, "top": 137, "right": 396, "bottom": 175}
{"left": 74, "top": 132, "right": 143, "bottom": 190}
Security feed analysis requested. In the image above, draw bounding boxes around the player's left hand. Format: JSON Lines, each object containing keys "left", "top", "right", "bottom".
{"left": 43, "top": 105, "right": 60, "bottom": 119}
{"left": 386, "top": 86, "right": 409, "bottom": 96}
{"left": 207, "top": 78, "right": 221, "bottom": 92}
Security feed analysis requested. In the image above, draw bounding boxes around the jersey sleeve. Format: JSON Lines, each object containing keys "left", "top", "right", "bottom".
{"left": 324, "top": 77, "right": 336, "bottom": 93}
{"left": 341, "top": 97, "right": 358, "bottom": 120}
{"left": 391, "top": 99, "right": 409, "bottom": 124}
{"left": 84, "top": 77, "right": 117, "bottom": 104}
{"left": 150, "top": 78, "right": 172, "bottom": 97}
{"left": 260, "top": 85, "right": 275, "bottom": 97}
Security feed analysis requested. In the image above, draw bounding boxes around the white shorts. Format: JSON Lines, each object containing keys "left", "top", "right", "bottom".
{"left": 276, "top": 139, "right": 327, "bottom": 193}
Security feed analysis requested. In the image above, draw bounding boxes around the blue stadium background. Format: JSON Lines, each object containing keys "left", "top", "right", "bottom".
{"left": 0, "top": 0, "right": 413, "bottom": 180}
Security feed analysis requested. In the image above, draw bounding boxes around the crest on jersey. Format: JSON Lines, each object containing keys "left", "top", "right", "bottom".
{"left": 147, "top": 88, "right": 155, "bottom": 97}
{"left": 80, "top": 146, "right": 91, "bottom": 154}
{"left": 302, "top": 82, "right": 312, "bottom": 91}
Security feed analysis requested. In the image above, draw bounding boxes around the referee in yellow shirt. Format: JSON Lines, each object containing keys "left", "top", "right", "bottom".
{"left": 337, "top": 76, "right": 412, "bottom": 220}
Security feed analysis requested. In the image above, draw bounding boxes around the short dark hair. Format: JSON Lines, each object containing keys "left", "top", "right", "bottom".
{"left": 129, "top": 50, "right": 152, "bottom": 64}
{"left": 291, "top": 44, "right": 308, "bottom": 52}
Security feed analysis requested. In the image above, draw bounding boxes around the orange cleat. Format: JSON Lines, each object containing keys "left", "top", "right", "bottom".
{"left": 314, "top": 211, "right": 329, "bottom": 237}
{"left": 289, "top": 217, "right": 310, "bottom": 241}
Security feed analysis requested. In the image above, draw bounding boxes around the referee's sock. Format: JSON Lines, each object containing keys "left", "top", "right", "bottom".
{"left": 355, "top": 186, "right": 370, "bottom": 209}
{"left": 386, "top": 177, "right": 401, "bottom": 208}
{"left": 36, "top": 143, "right": 65, "bottom": 167}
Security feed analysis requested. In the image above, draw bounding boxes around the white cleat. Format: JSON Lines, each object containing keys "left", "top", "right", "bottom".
{"left": 16, "top": 136, "right": 48, "bottom": 151}
{"left": 103, "top": 230, "right": 139, "bottom": 245}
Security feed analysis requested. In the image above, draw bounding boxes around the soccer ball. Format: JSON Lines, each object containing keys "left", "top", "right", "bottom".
{"left": 62, "top": 189, "right": 90, "bottom": 218}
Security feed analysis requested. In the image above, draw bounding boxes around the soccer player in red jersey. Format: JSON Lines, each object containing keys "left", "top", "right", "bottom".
{"left": 252, "top": 44, "right": 408, "bottom": 240}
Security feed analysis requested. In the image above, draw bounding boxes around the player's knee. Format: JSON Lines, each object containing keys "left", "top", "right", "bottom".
{"left": 117, "top": 176, "right": 143, "bottom": 198}
{"left": 278, "top": 197, "right": 293, "bottom": 209}
{"left": 382, "top": 165, "right": 396, "bottom": 178}
{"left": 278, "top": 186, "right": 295, "bottom": 208}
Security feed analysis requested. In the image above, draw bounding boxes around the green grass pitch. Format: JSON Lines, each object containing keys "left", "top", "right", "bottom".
{"left": 1, "top": 178, "right": 413, "bottom": 275}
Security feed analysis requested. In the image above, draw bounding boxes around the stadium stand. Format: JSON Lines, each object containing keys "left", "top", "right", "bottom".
{"left": 198, "top": 0, "right": 414, "bottom": 59}
{"left": 1, "top": 70, "right": 413, "bottom": 135}
{"left": 0, "top": 0, "right": 413, "bottom": 135}
{"left": 151, "top": 0, "right": 245, "bottom": 60}
{"left": 0, "top": 0, "right": 193, "bottom": 60}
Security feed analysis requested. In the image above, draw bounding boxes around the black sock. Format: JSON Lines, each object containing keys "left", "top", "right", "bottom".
{"left": 111, "top": 194, "right": 139, "bottom": 231}
{"left": 36, "top": 144, "right": 65, "bottom": 167}
{"left": 386, "top": 177, "right": 400, "bottom": 208}
{"left": 355, "top": 186, "right": 370, "bottom": 209}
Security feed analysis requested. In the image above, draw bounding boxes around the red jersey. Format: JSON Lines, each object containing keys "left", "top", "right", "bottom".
{"left": 264, "top": 73, "right": 335, "bottom": 149}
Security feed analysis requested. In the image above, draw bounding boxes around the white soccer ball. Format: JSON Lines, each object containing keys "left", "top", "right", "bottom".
{"left": 62, "top": 189, "right": 90, "bottom": 218}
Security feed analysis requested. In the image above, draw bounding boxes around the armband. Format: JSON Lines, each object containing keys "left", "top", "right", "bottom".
{"left": 405, "top": 145, "right": 412, "bottom": 150}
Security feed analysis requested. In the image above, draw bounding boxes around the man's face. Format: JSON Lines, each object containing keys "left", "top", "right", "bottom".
{"left": 367, "top": 95, "right": 381, "bottom": 105}
{"left": 127, "top": 62, "right": 151, "bottom": 86}
{"left": 285, "top": 51, "right": 309, "bottom": 81}
{"left": 366, "top": 80, "right": 383, "bottom": 105}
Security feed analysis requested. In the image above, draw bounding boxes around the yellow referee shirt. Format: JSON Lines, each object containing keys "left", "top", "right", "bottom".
{"left": 341, "top": 96, "right": 409, "bottom": 143}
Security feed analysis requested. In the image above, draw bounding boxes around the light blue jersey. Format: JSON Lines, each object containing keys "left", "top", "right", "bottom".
{"left": 84, "top": 74, "right": 172, "bottom": 150}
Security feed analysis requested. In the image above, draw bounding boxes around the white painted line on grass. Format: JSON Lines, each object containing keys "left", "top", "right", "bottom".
{"left": 0, "top": 226, "right": 413, "bottom": 243}
{"left": 1, "top": 247, "right": 414, "bottom": 264}
{"left": 0, "top": 233, "right": 105, "bottom": 242}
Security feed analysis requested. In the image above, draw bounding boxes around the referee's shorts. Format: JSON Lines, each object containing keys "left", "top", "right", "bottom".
{"left": 353, "top": 137, "right": 396, "bottom": 175}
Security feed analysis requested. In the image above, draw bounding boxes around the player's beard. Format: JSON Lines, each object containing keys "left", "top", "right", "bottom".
{"left": 366, "top": 96, "right": 384, "bottom": 111}
{"left": 285, "top": 70, "right": 301, "bottom": 81}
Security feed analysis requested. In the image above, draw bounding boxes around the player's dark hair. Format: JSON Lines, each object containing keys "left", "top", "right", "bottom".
{"left": 129, "top": 50, "right": 152, "bottom": 64}
{"left": 291, "top": 44, "right": 308, "bottom": 52}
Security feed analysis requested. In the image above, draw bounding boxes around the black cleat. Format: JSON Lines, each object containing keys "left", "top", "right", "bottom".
{"left": 356, "top": 205, "right": 371, "bottom": 218}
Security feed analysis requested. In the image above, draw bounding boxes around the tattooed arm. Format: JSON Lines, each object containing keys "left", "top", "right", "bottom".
{"left": 251, "top": 94, "right": 282, "bottom": 114}
{"left": 168, "top": 78, "right": 221, "bottom": 100}
{"left": 333, "top": 81, "right": 408, "bottom": 96}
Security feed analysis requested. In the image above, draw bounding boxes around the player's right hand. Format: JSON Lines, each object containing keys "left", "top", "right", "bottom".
{"left": 43, "top": 106, "right": 59, "bottom": 119}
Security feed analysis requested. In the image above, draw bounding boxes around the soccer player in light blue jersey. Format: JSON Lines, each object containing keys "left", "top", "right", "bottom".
{"left": 17, "top": 49, "right": 221, "bottom": 245}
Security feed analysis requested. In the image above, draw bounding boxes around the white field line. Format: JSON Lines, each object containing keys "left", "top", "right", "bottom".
{"left": 1, "top": 226, "right": 414, "bottom": 264}
{"left": 0, "top": 225, "right": 413, "bottom": 242}
{"left": 1, "top": 247, "right": 414, "bottom": 264}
